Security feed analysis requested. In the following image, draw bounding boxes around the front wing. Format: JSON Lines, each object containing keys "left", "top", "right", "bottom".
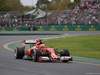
{"left": 37, "top": 56, "right": 73, "bottom": 62}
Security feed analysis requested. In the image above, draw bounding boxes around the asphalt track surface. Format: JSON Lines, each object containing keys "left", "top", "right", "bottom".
{"left": 0, "top": 31, "right": 100, "bottom": 75}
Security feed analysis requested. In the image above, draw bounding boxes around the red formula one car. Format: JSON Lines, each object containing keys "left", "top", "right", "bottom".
{"left": 14, "top": 40, "right": 72, "bottom": 62}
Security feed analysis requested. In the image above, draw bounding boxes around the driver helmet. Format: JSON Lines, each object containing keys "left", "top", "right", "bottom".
{"left": 40, "top": 44, "right": 45, "bottom": 47}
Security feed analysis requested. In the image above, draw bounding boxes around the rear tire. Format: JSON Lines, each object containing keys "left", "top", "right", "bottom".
{"left": 60, "top": 49, "right": 70, "bottom": 62}
{"left": 14, "top": 47, "right": 24, "bottom": 59}
{"left": 33, "top": 49, "right": 42, "bottom": 62}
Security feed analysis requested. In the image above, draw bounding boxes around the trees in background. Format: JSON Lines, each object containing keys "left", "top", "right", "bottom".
{"left": 0, "top": 0, "right": 7, "bottom": 11}
{"left": 0, "top": 0, "right": 35, "bottom": 11}
{"left": 36, "top": 0, "right": 50, "bottom": 8}
{"left": 36, "top": 0, "right": 80, "bottom": 10}
{"left": 46, "top": 0, "right": 71, "bottom": 10}
{"left": 0, "top": 0, "right": 80, "bottom": 11}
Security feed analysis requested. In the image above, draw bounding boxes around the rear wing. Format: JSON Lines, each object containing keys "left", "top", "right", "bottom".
{"left": 22, "top": 40, "right": 37, "bottom": 50}
{"left": 24, "top": 40, "right": 36, "bottom": 44}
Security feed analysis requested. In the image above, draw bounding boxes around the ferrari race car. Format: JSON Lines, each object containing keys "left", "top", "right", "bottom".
{"left": 14, "top": 40, "right": 72, "bottom": 62}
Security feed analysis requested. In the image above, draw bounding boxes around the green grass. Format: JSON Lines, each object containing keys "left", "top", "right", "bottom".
{"left": 43, "top": 35, "right": 100, "bottom": 59}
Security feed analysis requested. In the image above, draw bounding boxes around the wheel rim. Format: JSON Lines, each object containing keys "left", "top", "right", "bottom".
{"left": 33, "top": 50, "right": 37, "bottom": 61}
{"left": 15, "top": 49, "right": 17, "bottom": 58}
{"left": 14, "top": 49, "right": 17, "bottom": 57}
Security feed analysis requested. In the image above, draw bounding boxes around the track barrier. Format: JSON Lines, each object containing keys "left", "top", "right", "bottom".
{"left": 0, "top": 25, "right": 100, "bottom": 31}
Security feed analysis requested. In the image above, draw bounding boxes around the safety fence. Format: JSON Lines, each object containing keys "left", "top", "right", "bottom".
{"left": 0, "top": 25, "right": 100, "bottom": 31}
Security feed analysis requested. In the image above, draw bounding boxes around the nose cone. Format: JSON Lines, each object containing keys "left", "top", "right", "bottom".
{"left": 51, "top": 53, "right": 60, "bottom": 60}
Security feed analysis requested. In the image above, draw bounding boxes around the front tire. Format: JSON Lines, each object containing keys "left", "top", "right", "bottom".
{"left": 60, "top": 49, "right": 70, "bottom": 62}
{"left": 33, "top": 49, "right": 42, "bottom": 62}
{"left": 14, "top": 47, "right": 24, "bottom": 59}
{"left": 60, "top": 49, "right": 70, "bottom": 56}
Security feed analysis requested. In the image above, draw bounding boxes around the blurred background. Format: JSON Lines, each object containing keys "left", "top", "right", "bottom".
{"left": 0, "top": 0, "right": 100, "bottom": 27}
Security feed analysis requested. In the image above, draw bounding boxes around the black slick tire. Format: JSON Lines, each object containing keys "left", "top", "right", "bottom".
{"left": 60, "top": 49, "right": 70, "bottom": 62}
{"left": 15, "top": 47, "right": 24, "bottom": 59}
{"left": 33, "top": 49, "right": 42, "bottom": 62}
{"left": 60, "top": 49, "right": 70, "bottom": 56}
